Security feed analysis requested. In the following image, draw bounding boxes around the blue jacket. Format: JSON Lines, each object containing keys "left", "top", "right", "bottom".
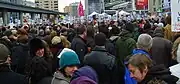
{"left": 132, "top": 49, "right": 151, "bottom": 58}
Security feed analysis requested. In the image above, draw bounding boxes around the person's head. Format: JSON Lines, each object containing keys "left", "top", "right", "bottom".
{"left": 17, "top": 35, "right": 28, "bottom": 44}
{"left": 17, "top": 28, "right": 28, "bottom": 36}
{"left": 3, "top": 30, "right": 16, "bottom": 41}
{"left": 172, "top": 36, "right": 180, "bottom": 63}
{"left": 95, "top": 33, "right": 106, "bottom": 47}
{"left": 30, "top": 28, "right": 37, "bottom": 34}
{"left": 143, "top": 23, "right": 151, "bottom": 30}
{"left": 60, "top": 28, "right": 68, "bottom": 37}
{"left": 110, "top": 25, "right": 120, "bottom": 36}
{"left": 124, "top": 22, "right": 134, "bottom": 33}
{"left": 70, "top": 66, "right": 98, "bottom": 84}
{"left": 76, "top": 25, "right": 87, "bottom": 39}
{"left": 59, "top": 51, "right": 80, "bottom": 77}
{"left": 30, "top": 38, "right": 44, "bottom": 57}
{"left": 0, "top": 44, "right": 11, "bottom": 66}
{"left": 51, "top": 36, "right": 61, "bottom": 45}
{"left": 165, "top": 15, "right": 171, "bottom": 25}
{"left": 153, "top": 28, "right": 164, "bottom": 37}
{"left": 87, "top": 25, "right": 95, "bottom": 38}
{"left": 23, "top": 25, "right": 29, "bottom": 32}
{"left": 98, "top": 24, "right": 109, "bottom": 38}
{"left": 137, "top": 34, "right": 153, "bottom": 52}
{"left": 39, "top": 29, "right": 45, "bottom": 36}
{"left": 60, "top": 35, "right": 71, "bottom": 48}
{"left": 128, "top": 54, "right": 153, "bottom": 82}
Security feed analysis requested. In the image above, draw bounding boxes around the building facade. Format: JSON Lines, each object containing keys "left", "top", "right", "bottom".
{"left": 35, "top": 0, "right": 59, "bottom": 11}
{"left": 64, "top": 6, "right": 72, "bottom": 13}
{"left": 0, "top": 0, "right": 23, "bottom": 4}
{"left": 23, "top": 0, "right": 36, "bottom": 7}
{"left": 148, "top": 0, "right": 162, "bottom": 13}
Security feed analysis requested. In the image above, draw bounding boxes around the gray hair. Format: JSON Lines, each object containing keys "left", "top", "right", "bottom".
{"left": 137, "top": 34, "right": 153, "bottom": 51}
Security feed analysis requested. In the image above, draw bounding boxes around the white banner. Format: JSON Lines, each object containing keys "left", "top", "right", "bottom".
{"left": 171, "top": 0, "right": 180, "bottom": 32}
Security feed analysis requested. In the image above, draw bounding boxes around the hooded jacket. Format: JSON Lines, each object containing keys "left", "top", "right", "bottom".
{"left": 84, "top": 46, "right": 125, "bottom": 84}
{"left": 152, "top": 28, "right": 172, "bottom": 67}
{"left": 0, "top": 65, "right": 28, "bottom": 84}
{"left": 51, "top": 72, "right": 70, "bottom": 84}
{"left": 116, "top": 29, "right": 136, "bottom": 62}
{"left": 70, "top": 66, "right": 98, "bottom": 84}
{"left": 71, "top": 36, "right": 88, "bottom": 64}
{"left": 139, "top": 64, "right": 178, "bottom": 84}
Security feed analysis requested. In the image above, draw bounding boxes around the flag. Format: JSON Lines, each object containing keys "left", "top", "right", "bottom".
{"left": 78, "top": 1, "right": 84, "bottom": 17}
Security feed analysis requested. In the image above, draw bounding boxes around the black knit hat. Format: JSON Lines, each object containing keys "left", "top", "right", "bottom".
{"left": 124, "top": 23, "right": 134, "bottom": 33}
{"left": 95, "top": 33, "right": 106, "bottom": 46}
{"left": 29, "top": 38, "right": 44, "bottom": 56}
{"left": 0, "top": 43, "right": 10, "bottom": 63}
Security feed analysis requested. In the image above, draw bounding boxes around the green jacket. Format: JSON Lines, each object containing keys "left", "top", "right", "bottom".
{"left": 116, "top": 30, "right": 136, "bottom": 62}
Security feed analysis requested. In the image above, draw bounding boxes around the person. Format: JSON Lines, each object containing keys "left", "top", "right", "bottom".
{"left": 3, "top": 29, "right": 17, "bottom": 45}
{"left": 60, "top": 35, "right": 71, "bottom": 48}
{"left": 99, "top": 24, "right": 116, "bottom": 56}
{"left": 170, "top": 39, "right": 180, "bottom": 83}
{"left": 51, "top": 51, "right": 80, "bottom": 84}
{"left": 133, "top": 34, "right": 153, "bottom": 58}
{"left": 128, "top": 54, "right": 178, "bottom": 84}
{"left": 0, "top": 43, "right": 28, "bottom": 84}
{"left": 109, "top": 25, "right": 120, "bottom": 56}
{"left": 84, "top": 33, "right": 125, "bottom": 84}
{"left": 11, "top": 30, "right": 30, "bottom": 74}
{"left": 26, "top": 38, "right": 52, "bottom": 84}
{"left": 116, "top": 23, "right": 136, "bottom": 62}
{"left": 86, "top": 25, "right": 95, "bottom": 52}
{"left": 151, "top": 28, "right": 172, "bottom": 67}
{"left": 70, "top": 66, "right": 98, "bottom": 84}
{"left": 164, "top": 15, "right": 173, "bottom": 41}
{"left": 71, "top": 25, "right": 88, "bottom": 64}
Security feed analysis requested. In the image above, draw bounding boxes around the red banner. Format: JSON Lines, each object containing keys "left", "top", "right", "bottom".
{"left": 78, "top": 1, "right": 84, "bottom": 17}
{"left": 136, "top": 0, "right": 148, "bottom": 10}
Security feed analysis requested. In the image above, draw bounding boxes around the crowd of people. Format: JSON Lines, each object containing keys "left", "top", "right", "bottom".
{"left": 0, "top": 15, "right": 180, "bottom": 84}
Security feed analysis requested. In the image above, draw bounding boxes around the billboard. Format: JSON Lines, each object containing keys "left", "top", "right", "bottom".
{"left": 136, "top": 0, "right": 148, "bottom": 10}
{"left": 88, "top": 0, "right": 101, "bottom": 15}
{"left": 171, "top": 0, "right": 180, "bottom": 32}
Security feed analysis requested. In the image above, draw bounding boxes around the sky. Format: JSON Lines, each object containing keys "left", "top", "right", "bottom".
{"left": 28, "top": 0, "right": 85, "bottom": 12}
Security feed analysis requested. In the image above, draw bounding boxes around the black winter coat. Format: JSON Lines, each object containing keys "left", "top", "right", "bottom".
{"left": 11, "top": 43, "right": 30, "bottom": 74}
{"left": 0, "top": 65, "right": 28, "bottom": 84}
{"left": 139, "top": 64, "right": 178, "bottom": 84}
{"left": 71, "top": 36, "right": 88, "bottom": 63}
{"left": 25, "top": 56, "right": 52, "bottom": 84}
{"left": 84, "top": 46, "right": 125, "bottom": 84}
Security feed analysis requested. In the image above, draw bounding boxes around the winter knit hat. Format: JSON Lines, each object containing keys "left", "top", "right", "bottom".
{"left": 3, "top": 30, "right": 12, "bottom": 37}
{"left": 137, "top": 34, "right": 153, "bottom": 49}
{"left": 29, "top": 38, "right": 44, "bottom": 56}
{"left": 59, "top": 51, "right": 80, "bottom": 69}
{"left": 70, "top": 76, "right": 97, "bottom": 84}
{"left": 51, "top": 36, "right": 61, "bottom": 45}
{"left": 71, "top": 66, "right": 98, "bottom": 83}
{"left": 95, "top": 33, "right": 106, "bottom": 46}
{"left": 0, "top": 43, "right": 10, "bottom": 63}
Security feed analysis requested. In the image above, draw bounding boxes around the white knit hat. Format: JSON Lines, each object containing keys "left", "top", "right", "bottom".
{"left": 137, "top": 34, "right": 153, "bottom": 49}
{"left": 51, "top": 36, "right": 61, "bottom": 45}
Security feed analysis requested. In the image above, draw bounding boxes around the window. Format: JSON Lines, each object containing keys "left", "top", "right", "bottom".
{"left": 153, "top": 0, "right": 156, "bottom": 5}
{"left": 35, "top": 1, "right": 39, "bottom": 3}
{"left": 54, "top": 4, "right": 58, "bottom": 5}
{"left": 44, "top": 4, "right": 49, "bottom": 5}
{"left": 54, "top": 1, "right": 58, "bottom": 3}
{"left": 154, "top": 8, "right": 156, "bottom": 11}
{"left": 44, "top": 1, "right": 49, "bottom": 3}
{"left": 45, "top": 6, "right": 49, "bottom": 8}
{"left": 54, "top": 6, "right": 58, "bottom": 8}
